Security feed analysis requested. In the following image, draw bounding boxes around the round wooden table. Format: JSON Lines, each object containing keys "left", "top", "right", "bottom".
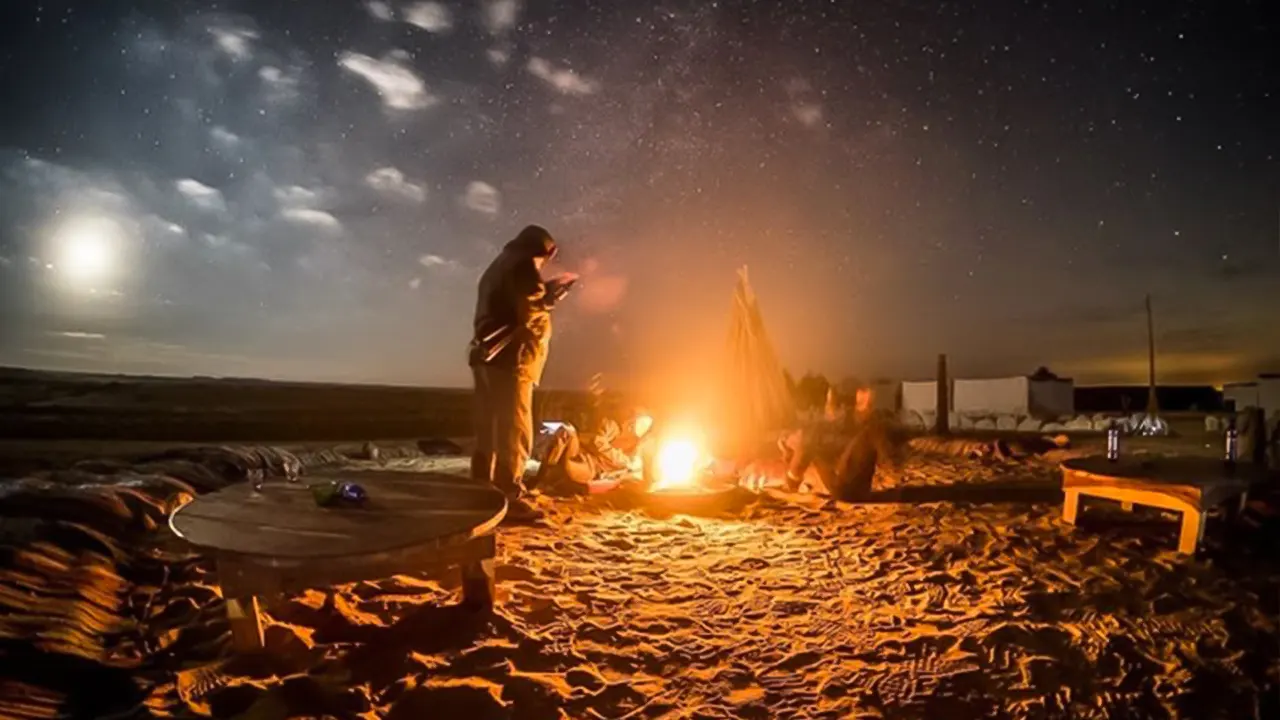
{"left": 1060, "top": 455, "right": 1271, "bottom": 555}
{"left": 170, "top": 469, "right": 506, "bottom": 652}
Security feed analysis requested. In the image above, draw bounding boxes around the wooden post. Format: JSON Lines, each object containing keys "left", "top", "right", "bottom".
{"left": 935, "top": 353, "right": 950, "bottom": 435}
{"left": 1145, "top": 294, "right": 1159, "bottom": 417}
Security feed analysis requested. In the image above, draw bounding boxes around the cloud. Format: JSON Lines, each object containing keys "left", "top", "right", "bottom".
{"left": 365, "top": 166, "right": 427, "bottom": 203}
{"left": 409, "top": 277, "right": 422, "bottom": 289}
{"left": 53, "top": 331, "right": 107, "bottom": 340}
{"left": 259, "top": 65, "right": 302, "bottom": 103}
{"left": 280, "top": 207, "right": 342, "bottom": 232}
{"left": 404, "top": 2, "right": 453, "bottom": 33}
{"left": 209, "top": 126, "right": 241, "bottom": 150}
{"left": 526, "top": 57, "right": 599, "bottom": 96}
{"left": 175, "top": 178, "right": 228, "bottom": 213}
{"left": 792, "top": 103, "right": 824, "bottom": 128}
{"left": 486, "top": 47, "right": 510, "bottom": 67}
{"left": 462, "top": 181, "right": 501, "bottom": 215}
{"left": 208, "top": 24, "right": 258, "bottom": 61}
{"left": 481, "top": 0, "right": 521, "bottom": 35}
{"left": 337, "top": 51, "right": 435, "bottom": 111}
{"left": 418, "top": 254, "right": 458, "bottom": 270}
{"left": 273, "top": 184, "right": 322, "bottom": 209}
{"left": 364, "top": 0, "right": 394, "bottom": 21}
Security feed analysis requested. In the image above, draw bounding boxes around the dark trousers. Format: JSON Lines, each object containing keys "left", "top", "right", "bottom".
{"left": 471, "top": 364, "right": 534, "bottom": 498}
{"left": 780, "top": 424, "right": 881, "bottom": 501}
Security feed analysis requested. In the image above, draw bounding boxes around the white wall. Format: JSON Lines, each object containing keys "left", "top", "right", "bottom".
{"left": 953, "top": 377, "right": 1029, "bottom": 415}
{"left": 1225, "top": 383, "right": 1261, "bottom": 411}
{"left": 902, "top": 380, "right": 953, "bottom": 413}
{"left": 1029, "top": 379, "right": 1075, "bottom": 417}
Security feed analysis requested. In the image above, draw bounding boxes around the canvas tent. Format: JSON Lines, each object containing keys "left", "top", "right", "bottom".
{"left": 718, "top": 267, "right": 795, "bottom": 452}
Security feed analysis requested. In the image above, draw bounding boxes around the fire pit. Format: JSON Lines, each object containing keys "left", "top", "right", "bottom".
{"left": 642, "top": 430, "right": 740, "bottom": 511}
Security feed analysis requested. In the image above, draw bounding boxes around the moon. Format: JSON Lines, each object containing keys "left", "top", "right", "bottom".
{"left": 51, "top": 216, "right": 122, "bottom": 288}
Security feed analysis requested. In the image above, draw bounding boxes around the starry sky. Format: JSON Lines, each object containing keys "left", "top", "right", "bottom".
{"left": 0, "top": 0, "right": 1276, "bottom": 393}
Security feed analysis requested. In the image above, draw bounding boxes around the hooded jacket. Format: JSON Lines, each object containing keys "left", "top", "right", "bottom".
{"left": 471, "top": 225, "right": 560, "bottom": 384}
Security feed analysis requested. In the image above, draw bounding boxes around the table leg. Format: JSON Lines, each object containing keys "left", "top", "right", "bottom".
{"left": 461, "top": 559, "right": 496, "bottom": 611}
{"left": 1178, "top": 510, "right": 1205, "bottom": 555}
{"left": 1062, "top": 490, "right": 1080, "bottom": 524}
{"left": 225, "top": 595, "right": 264, "bottom": 652}
{"left": 1120, "top": 502, "right": 1134, "bottom": 512}
{"left": 1238, "top": 492, "right": 1250, "bottom": 516}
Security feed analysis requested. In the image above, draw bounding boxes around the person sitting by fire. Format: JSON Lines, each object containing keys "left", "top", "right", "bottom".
{"left": 772, "top": 386, "right": 906, "bottom": 501}
{"left": 531, "top": 408, "right": 658, "bottom": 493}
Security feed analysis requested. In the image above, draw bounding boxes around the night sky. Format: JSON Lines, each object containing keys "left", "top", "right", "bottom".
{"left": 0, "top": 0, "right": 1276, "bottom": 393}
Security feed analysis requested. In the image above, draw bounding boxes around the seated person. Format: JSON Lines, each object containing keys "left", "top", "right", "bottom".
{"left": 531, "top": 408, "right": 657, "bottom": 492}
{"left": 773, "top": 387, "right": 904, "bottom": 501}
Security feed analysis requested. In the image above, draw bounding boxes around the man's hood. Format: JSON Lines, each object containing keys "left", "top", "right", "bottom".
{"left": 503, "top": 225, "right": 557, "bottom": 258}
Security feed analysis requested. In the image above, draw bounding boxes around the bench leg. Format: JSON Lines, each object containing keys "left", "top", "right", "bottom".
{"left": 1062, "top": 490, "right": 1080, "bottom": 525}
{"left": 226, "top": 595, "right": 264, "bottom": 652}
{"left": 461, "top": 559, "right": 496, "bottom": 611}
{"left": 1178, "top": 510, "right": 1205, "bottom": 555}
{"left": 1120, "top": 502, "right": 1134, "bottom": 512}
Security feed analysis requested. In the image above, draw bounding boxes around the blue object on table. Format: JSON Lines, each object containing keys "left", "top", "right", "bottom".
{"left": 338, "top": 481, "right": 368, "bottom": 503}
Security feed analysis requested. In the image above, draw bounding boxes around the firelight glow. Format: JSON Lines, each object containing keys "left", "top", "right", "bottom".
{"left": 651, "top": 436, "right": 706, "bottom": 491}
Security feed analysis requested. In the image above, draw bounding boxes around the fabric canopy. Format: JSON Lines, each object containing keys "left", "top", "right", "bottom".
{"left": 718, "top": 266, "right": 795, "bottom": 452}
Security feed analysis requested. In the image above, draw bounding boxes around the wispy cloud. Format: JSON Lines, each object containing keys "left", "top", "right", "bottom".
{"left": 175, "top": 178, "right": 227, "bottom": 213}
{"left": 53, "top": 331, "right": 107, "bottom": 340}
{"left": 462, "top": 181, "right": 501, "bottom": 215}
{"left": 418, "top": 253, "right": 458, "bottom": 270}
{"left": 792, "top": 103, "right": 824, "bottom": 128}
{"left": 209, "top": 126, "right": 241, "bottom": 150}
{"left": 364, "top": 0, "right": 394, "bottom": 21}
{"left": 404, "top": 2, "right": 453, "bottom": 33}
{"left": 527, "top": 57, "right": 599, "bottom": 96}
{"left": 481, "top": 0, "right": 521, "bottom": 35}
{"left": 365, "top": 166, "right": 427, "bottom": 203}
{"left": 273, "top": 184, "right": 322, "bottom": 209}
{"left": 208, "top": 24, "right": 257, "bottom": 61}
{"left": 259, "top": 65, "right": 302, "bottom": 103}
{"left": 337, "top": 51, "right": 435, "bottom": 111}
{"left": 486, "top": 47, "right": 511, "bottom": 67}
{"left": 281, "top": 207, "right": 343, "bottom": 232}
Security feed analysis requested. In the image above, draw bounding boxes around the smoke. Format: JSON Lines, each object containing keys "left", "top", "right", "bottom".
{"left": 566, "top": 257, "right": 628, "bottom": 314}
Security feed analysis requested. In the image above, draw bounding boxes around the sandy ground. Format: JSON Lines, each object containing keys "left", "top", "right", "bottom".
{"left": 3, "top": 441, "right": 1279, "bottom": 720}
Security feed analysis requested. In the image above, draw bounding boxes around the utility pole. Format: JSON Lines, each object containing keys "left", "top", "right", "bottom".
{"left": 1145, "top": 294, "right": 1158, "bottom": 417}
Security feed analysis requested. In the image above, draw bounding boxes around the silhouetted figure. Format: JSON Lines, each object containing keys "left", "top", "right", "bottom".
{"left": 469, "top": 225, "right": 573, "bottom": 521}
{"left": 531, "top": 408, "right": 657, "bottom": 492}
{"left": 777, "top": 387, "right": 905, "bottom": 501}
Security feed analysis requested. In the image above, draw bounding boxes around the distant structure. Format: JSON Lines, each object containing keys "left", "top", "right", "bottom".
{"left": 1223, "top": 374, "right": 1280, "bottom": 417}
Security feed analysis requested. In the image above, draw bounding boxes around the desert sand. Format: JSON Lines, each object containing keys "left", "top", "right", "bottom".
{"left": 3, "top": 433, "right": 1278, "bottom": 720}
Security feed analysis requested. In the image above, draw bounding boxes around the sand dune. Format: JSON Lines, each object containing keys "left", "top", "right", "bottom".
{"left": 2, "top": 443, "right": 1278, "bottom": 719}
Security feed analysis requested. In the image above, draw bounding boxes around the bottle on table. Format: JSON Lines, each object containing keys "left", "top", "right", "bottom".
{"left": 1106, "top": 421, "right": 1120, "bottom": 462}
{"left": 1224, "top": 413, "right": 1239, "bottom": 472}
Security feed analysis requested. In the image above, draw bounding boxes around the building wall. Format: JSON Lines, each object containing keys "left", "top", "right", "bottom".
{"left": 901, "top": 380, "right": 953, "bottom": 413}
{"left": 953, "top": 377, "right": 1029, "bottom": 415}
{"left": 1224, "top": 383, "right": 1260, "bottom": 411}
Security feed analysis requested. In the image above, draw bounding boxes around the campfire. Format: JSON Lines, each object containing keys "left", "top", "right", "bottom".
{"left": 647, "top": 429, "right": 715, "bottom": 493}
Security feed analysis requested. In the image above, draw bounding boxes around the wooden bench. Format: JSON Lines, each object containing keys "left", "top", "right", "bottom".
{"left": 169, "top": 469, "right": 506, "bottom": 652}
{"left": 1060, "top": 456, "right": 1268, "bottom": 554}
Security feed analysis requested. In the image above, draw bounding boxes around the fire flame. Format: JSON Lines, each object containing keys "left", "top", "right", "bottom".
{"left": 650, "top": 434, "right": 709, "bottom": 491}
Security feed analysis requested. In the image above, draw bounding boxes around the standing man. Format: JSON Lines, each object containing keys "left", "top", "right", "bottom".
{"left": 469, "top": 225, "right": 574, "bottom": 521}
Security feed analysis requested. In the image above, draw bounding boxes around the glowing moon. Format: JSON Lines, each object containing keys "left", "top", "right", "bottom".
{"left": 51, "top": 217, "right": 122, "bottom": 287}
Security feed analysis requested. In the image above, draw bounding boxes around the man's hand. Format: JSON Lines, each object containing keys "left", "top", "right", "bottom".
{"left": 547, "top": 273, "right": 579, "bottom": 302}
